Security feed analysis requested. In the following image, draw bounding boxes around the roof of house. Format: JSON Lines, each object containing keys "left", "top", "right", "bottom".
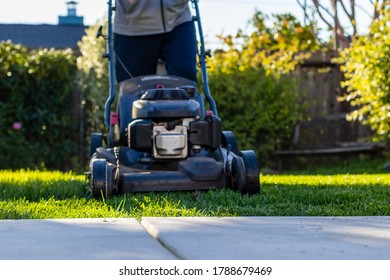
{"left": 0, "top": 24, "right": 87, "bottom": 49}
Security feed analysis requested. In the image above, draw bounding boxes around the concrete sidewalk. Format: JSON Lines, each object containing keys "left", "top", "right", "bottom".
{"left": 0, "top": 217, "right": 389, "bottom": 260}
{"left": 141, "top": 216, "right": 390, "bottom": 260}
{"left": 0, "top": 218, "right": 175, "bottom": 260}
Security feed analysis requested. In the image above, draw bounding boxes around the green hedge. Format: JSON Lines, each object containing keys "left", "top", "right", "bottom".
{"left": 0, "top": 41, "right": 79, "bottom": 170}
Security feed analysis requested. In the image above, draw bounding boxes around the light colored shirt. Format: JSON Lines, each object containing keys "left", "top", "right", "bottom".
{"left": 114, "top": 0, "right": 192, "bottom": 36}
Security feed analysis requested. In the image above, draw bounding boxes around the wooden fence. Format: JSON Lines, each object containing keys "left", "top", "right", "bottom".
{"left": 293, "top": 51, "right": 373, "bottom": 148}
{"left": 275, "top": 51, "right": 385, "bottom": 169}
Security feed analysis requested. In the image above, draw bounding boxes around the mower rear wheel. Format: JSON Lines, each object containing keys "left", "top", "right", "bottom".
{"left": 90, "top": 133, "right": 103, "bottom": 157}
{"left": 231, "top": 156, "right": 246, "bottom": 192}
{"left": 222, "top": 131, "right": 239, "bottom": 155}
{"left": 239, "top": 150, "right": 260, "bottom": 195}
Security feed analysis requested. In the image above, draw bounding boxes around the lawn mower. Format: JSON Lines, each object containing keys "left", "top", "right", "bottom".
{"left": 88, "top": 0, "right": 260, "bottom": 198}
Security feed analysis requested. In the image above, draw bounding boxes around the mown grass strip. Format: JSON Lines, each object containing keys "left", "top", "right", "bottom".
{"left": 0, "top": 169, "right": 389, "bottom": 219}
{"left": 262, "top": 174, "right": 390, "bottom": 187}
{"left": 0, "top": 169, "right": 87, "bottom": 201}
{"left": 0, "top": 197, "right": 126, "bottom": 219}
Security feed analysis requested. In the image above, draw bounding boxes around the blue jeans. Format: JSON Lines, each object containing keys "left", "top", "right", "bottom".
{"left": 114, "top": 21, "right": 198, "bottom": 83}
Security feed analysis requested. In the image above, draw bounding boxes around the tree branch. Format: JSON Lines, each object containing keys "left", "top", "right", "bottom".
{"left": 338, "top": 0, "right": 358, "bottom": 35}
{"left": 311, "top": 0, "right": 334, "bottom": 31}
{"left": 355, "top": 3, "right": 374, "bottom": 18}
{"left": 296, "top": 0, "right": 321, "bottom": 43}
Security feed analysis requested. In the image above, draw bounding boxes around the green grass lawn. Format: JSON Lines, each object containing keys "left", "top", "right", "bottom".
{"left": 0, "top": 159, "right": 389, "bottom": 219}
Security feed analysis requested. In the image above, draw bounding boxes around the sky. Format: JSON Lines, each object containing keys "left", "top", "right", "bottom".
{"left": 1, "top": 0, "right": 373, "bottom": 47}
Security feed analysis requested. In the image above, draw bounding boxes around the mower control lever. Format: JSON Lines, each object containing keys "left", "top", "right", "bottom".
{"left": 96, "top": 25, "right": 105, "bottom": 39}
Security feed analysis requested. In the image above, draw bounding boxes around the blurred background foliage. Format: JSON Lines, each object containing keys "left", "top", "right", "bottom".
{"left": 1, "top": 6, "right": 389, "bottom": 171}
{"left": 0, "top": 42, "right": 78, "bottom": 170}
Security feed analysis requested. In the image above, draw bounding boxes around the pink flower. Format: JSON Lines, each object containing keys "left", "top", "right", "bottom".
{"left": 13, "top": 122, "right": 22, "bottom": 130}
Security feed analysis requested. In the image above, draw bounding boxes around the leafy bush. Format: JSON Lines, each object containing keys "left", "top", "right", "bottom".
{"left": 0, "top": 41, "right": 78, "bottom": 170}
{"left": 336, "top": 8, "right": 390, "bottom": 143}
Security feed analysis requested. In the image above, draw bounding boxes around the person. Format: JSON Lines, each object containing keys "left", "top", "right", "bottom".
{"left": 113, "top": 0, "right": 198, "bottom": 83}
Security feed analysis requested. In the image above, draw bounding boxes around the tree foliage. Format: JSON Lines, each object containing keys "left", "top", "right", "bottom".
{"left": 219, "top": 12, "right": 321, "bottom": 76}
{"left": 335, "top": 7, "right": 390, "bottom": 142}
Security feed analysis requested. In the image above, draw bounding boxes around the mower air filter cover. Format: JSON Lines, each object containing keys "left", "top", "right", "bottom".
{"left": 132, "top": 99, "right": 201, "bottom": 119}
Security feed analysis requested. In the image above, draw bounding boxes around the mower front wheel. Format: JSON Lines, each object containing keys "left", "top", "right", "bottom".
{"left": 90, "top": 159, "right": 116, "bottom": 199}
{"left": 231, "top": 151, "right": 260, "bottom": 195}
{"left": 240, "top": 150, "right": 260, "bottom": 195}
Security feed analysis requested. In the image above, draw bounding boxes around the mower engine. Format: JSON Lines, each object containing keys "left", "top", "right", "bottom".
{"left": 128, "top": 87, "right": 221, "bottom": 160}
